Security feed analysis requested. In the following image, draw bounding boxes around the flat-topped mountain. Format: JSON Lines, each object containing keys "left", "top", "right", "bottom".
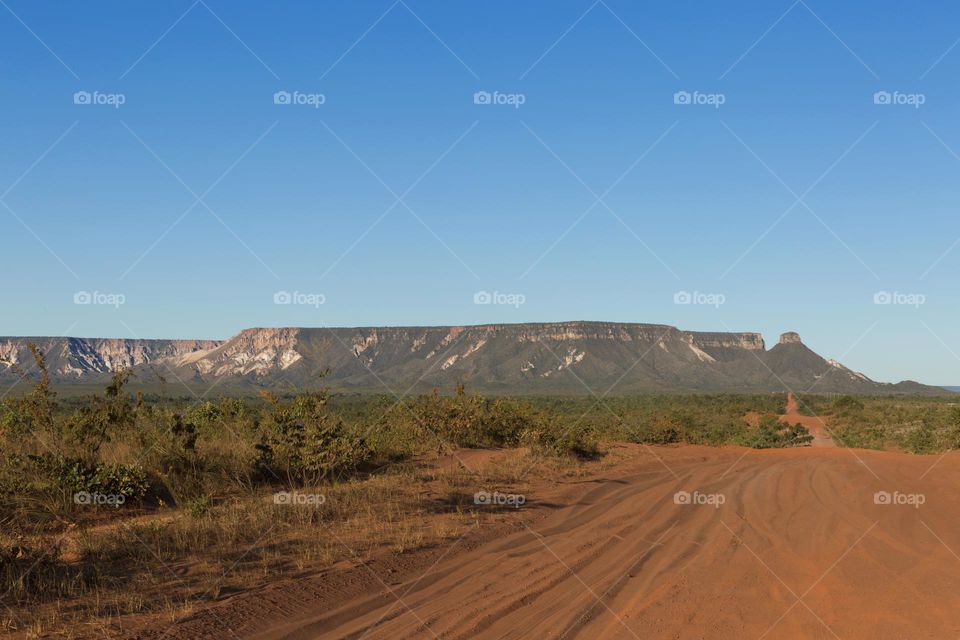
{"left": 0, "top": 323, "right": 938, "bottom": 395}
{"left": 0, "top": 337, "right": 222, "bottom": 379}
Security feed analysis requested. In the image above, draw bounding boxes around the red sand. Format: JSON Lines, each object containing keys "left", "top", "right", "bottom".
{"left": 780, "top": 392, "right": 836, "bottom": 447}
{"left": 130, "top": 441, "right": 960, "bottom": 639}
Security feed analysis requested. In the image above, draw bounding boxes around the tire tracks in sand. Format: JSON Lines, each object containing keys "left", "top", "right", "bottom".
{"left": 132, "top": 445, "right": 960, "bottom": 640}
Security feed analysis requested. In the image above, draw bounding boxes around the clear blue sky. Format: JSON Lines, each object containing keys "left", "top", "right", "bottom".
{"left": 1, "top": 1, "right": 958, "bottom": 384}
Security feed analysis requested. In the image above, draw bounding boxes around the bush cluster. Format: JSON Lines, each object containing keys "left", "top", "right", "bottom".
{"left": 0, "top": 348, "right": 603, "bottom": 535}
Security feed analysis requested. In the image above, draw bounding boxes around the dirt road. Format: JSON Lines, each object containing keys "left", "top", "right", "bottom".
{"left": 133, "top": 443, "right": 960, "bottom": 640}
{"left": 780, "top": 392, "right": 836, "bottom": 447}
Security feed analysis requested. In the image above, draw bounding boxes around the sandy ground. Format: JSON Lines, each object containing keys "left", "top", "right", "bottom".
{"left": 127, "top": 439, "right": 960, "bottom": 640}
{"left": 780, "top": 393, "right": 836, "bottom": 447}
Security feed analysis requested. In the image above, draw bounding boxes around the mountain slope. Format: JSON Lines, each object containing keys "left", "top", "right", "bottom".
{"left": 0, "top": 337, "right": 222, "bottom": 379}
{"left": 0, "top": 323, "right": 940, "bottom": 395}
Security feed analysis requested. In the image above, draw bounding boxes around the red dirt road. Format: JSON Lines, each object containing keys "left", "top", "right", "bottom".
{"left": 780, "top": 393, "right": 836, "bottom": 447}
{"left": 132, "top": 444, "right": 960, "bottom": 640}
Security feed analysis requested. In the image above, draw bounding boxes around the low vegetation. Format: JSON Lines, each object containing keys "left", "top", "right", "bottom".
{"left": 745, "top": 417, "right": 814, "bottom": 449}
{"left": 19, "top": 347, "right": 954, "bottom": 636}
{"left": 793, "top": 393, "right": 960, "bottom": 452}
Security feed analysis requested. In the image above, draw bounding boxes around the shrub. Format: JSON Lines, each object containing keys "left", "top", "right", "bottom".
{"left": 185, "top": 401, "right": 223, "bottom": 435}
{"left": 626, "top": 414, "right": 682, "bottom": 445}
{"left": 90, "top": 463, "right": 149, "bottom": 502}
{"left": 904, "top": 422, "right": 938, "bottom": 454}
{"left": 742, "top": 417, "right": 813, "bottom": 449}
{"left": 383, "top": 390, "right": 544, "bottom": 452}
{"left": 255, "top": 391, "right": 371, "bottom": 485}
{"left": 31, "top": 456, "right": 147, "bottom": 499}
{"left": 186, "top": 494, "right": 212, "bottom": 518}
{"left": 521, "top": 423, "right": 600, "bottom": 459}
{"left": 833, "top": 395, "right": 865, "bottom": 414}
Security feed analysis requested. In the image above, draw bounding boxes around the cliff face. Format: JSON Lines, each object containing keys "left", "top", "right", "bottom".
{"left": 779, "top": 331, "right": 802, "bottom": 345}
{"left": 0, "top": 337, "right": 223, "bottom": 378}
{"left": 0, "top": 323, "right": 938, "bottom": 395}
{"left": 687, "top": 331, "right": 766, "bottom": 362}
{"left": 183, "top": 328, "right": 302, "bottom": 377}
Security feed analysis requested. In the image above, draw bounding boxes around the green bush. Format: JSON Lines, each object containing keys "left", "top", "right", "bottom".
{"left": 5, "top": 454, "right": 149, "bottom": 514}
{"left": 904, "top": 422, "right": 939, "bottom": 454}
{"left": 626, "top": 414, "right": 682, "bottom": 445}
{"left": 833, "top": 395, "right": 865, "bottom": 414}
{"left": 379, "top": 390, "right": 544, "bottom": 452}
{"left": 741, "top": 417, "right": 813, "bottom": 449}
{"left": 255, "top": 391, "right": 372, "bottom": 485}
{"left": 521, "top": 423, "right": 600, "bottom": 458}
{"left": 186, "top": 494, "right": 212, "bottom": 518}
{"left": 90, "top": 463, "right": 149, "bottom": 501}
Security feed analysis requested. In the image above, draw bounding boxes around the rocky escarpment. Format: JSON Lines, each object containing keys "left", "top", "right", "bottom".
{"left": 0, "top": 337, "right": 223, "bottom": 378}
{"left": 687, "top": 331, "right": 766, "bottom": 362}
{"left": 779, "top": 331, "right": 802, "bottom": 345}
{"left": 0, "top": 323, "right": 939, "bottom": 395}
{"left": 179, "top": 328, "right": 302, "bottom": 377}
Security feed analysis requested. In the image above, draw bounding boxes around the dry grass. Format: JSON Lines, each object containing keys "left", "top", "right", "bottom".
{"left": 1, "top": 447, "right": 589, "bottom": 638}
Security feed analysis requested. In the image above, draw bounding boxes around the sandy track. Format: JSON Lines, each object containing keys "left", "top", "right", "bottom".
{"left": 133, "top": 445, "right": 960, "bottom": 640}
{"left": 135, "top": 446, "right": 960, "bottom": 640}
{"left": 780, "top": 393, "right": 835, "bottom": 447}
{"left": 248, "top": 448, "right": 960, "bottom": 640}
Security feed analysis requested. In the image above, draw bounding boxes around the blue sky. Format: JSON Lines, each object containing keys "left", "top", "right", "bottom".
{"left": 1, "top": 1, "right": 959, "bottom": 384}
